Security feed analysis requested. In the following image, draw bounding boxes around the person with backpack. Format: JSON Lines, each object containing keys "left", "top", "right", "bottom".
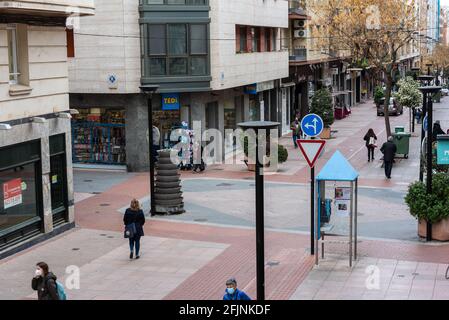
{"left": 31, "top": 262, "right": 66, "bottom": 300}
{"left": 124, "top": 199, "right": 146, "bottom": 259}
{"left": 290, "top": 116, "right": 302, "bottom": 148}
{"left": 363, "top": 128, "right": 377, "bottom": 162}
{"left": 223, "top": 278, "right": 251, "bottom": 300}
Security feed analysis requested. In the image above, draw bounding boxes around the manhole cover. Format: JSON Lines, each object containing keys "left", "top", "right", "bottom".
{"left": 84, "top": 180, "right": 93, "bottom": 182}
{"left": 194, "top": 218, "right": 208, "bottom": 222}
{"left": 267, "top": 261, "right": 280, "bottom": 267}
{"left": 99, "top": 203, "right": 110, "bottom": 207}
{"left": 72, "top": 248, "right": 80, "bottom": 251}
{"left": 216, "top": 183, "right": 234, "bottom": 187}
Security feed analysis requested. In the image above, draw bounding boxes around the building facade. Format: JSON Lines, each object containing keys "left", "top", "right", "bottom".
{"left": 69, "top": 0, "right": 289, "bottom": 171}
{"left": 0, "top": 0, "right": 94, "bottom": 255}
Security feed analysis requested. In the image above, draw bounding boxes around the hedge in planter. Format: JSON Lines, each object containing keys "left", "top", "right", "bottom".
{"left": 241, "top": 136, "right": 288, "bottom": 165}
{"left": 405, "top": 172, "right": 449, "bottom": 224}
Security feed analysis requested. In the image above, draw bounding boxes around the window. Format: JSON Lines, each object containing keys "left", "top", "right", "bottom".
{"left": 66, "top": 29, "right": 75, "bottom": 58}
{"left": 147, "top": 0, "right": 207, "bottom": 4}
{"left": 236, "top": 26, "right": 277, "bottom": 53}
{"left": 7, "top": 26, "right": 19, "bottom": 85}
{"left": 238, "top": 26, "right": 247, "bottom": 53}
{"left": 147, "top": 23, "right": 208, "bottom": 76}
{"left": 251, "top": 27, "right": 259, "bottom": 52}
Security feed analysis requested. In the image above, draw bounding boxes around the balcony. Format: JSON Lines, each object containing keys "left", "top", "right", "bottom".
{"left": 0, "top": 0, "right": 95, "bottom": 17}
{"left": 289, "top": 48, "right": 307, "bottom": 62}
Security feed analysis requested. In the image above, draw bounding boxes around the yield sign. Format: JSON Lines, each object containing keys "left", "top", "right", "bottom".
{"left": 297, "top": 139, "right": 326, "bottom": 168}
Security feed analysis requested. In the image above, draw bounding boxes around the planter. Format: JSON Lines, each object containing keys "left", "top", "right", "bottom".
{"left": 320, "top": 127, "right": 332, "bottom": 139}
{"left": 244, "top": 156, "right": 274, "bottom": 172}
{"left": 418, "top": 218, "right": 449, "bottom": 241}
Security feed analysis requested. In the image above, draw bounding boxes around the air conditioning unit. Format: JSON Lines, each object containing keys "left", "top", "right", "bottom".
{"left": 293, "top": 29, "right": 307, "bottom": 38}
{"left": 293, "top": 20, "right": 306, "bottom": 28}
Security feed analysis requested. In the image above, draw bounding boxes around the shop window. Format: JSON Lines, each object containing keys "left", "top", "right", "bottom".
{"left": 72, "top": 109, "right": 126, "bottom": 165}
{"left": 0, "top": 163, "right": 40, "bottom": 235}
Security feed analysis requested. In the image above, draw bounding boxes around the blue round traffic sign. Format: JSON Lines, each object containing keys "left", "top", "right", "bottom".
{"left": 423, "top": 115, "right": 428, "bottom": 131}
{"left": 301, "top": 114, "right": 324, "bottom": 137}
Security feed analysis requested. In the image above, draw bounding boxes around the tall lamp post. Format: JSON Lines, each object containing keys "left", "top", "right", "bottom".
{"left": 140, "top": 85, "right": 159, "bottom": 216}
{"left": 238, "top": 121, "right": 280, "bottom": 301}
{"left": 418, "top": 85, "right": 441, "bottom": 242}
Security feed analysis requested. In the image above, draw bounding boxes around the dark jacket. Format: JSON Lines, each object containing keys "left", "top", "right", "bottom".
{"left": 223, "top": 288, "right": 251, "bottom": 301}
{"left": 124, "top": 209, "right": 146, "bottom": 237}
{"left": 31, "top": 272, "right": 59, "bottom": 300}
{"left": 363, "top": 132, "right": 378, "bottom": 147}
{"left": 433, "top": 124, "right": 445, "bottom": 142}
{"left": 380, "top": 141, "right": 397, "bottom": 162}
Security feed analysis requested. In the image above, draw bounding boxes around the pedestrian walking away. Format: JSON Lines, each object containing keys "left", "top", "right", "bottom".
{"left": 31, "top": 262, "right": 61, "bottom": 300}
{"left": 380, "top": 136, "right": 397, "bottom": 179}
{"left": 124, "top": 199, "right": 146, "bottom": 259}
{"left": 291, "top": 116, "right": 301, "bottom": 149}
{"left": 223, "top": 278, "right": 251, "bottom": 300}
{"left": 363, "top": 128, "right": 377, "bottom": 162}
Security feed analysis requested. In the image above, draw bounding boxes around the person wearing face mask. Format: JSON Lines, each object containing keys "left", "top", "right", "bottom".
{"left": 31, "top": 262, "right": 59, "bottom": 300}
{"left": 223, "top": 278, "right": 251, "bottom": 300}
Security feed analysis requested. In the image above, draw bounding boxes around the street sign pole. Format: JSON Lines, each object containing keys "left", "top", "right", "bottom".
{"left": 310, "top": 165, "right": 315, "bottom": 255}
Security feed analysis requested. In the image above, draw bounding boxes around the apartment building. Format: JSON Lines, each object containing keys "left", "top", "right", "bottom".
{"left": 69, "top": 0, "right": 289, "bottom": 171}
{"left": 283, "top": 0, "right": 365, "bottom": 122}
{"left": 0, "top": 0, "right": 94, "bottom": 255}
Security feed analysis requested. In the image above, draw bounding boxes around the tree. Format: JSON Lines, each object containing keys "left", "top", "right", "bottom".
{"left": 396, "top": 76, "right": 422, "bottom": 131}
{"left": 423, "top": 44, "right": 449, "bottom": 84}
{"left": 310, "top": 88, "right": 334, "bottom": 128}
{"left": 312, "top": 0, "right": 418, "bottom": 137}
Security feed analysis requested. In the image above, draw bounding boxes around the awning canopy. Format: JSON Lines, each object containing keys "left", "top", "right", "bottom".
{"left": 316, "top": 150, "right": 359, "bottom": 181}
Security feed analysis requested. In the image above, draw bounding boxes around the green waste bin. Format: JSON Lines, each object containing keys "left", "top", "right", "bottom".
{"left": 392, "top": 132, "right": 411, "bottom": 159}
{"left": 395, "top": 126, "right": 405, "bottom": 134}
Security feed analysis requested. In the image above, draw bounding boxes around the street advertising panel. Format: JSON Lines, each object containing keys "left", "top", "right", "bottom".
{"left": 3, "top": 178, "right": 23, "bottom": 209}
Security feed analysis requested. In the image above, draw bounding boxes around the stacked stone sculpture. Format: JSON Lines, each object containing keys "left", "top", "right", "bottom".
{"left": 154, "top": 149, "right": 185, "bottom": 215}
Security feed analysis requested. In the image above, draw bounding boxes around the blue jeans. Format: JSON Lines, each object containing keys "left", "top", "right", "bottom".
{"left": 129, "top": 236, "right": 141, "bottom": 256}
{"left": 293, "top": 134, "right": 298, "bottom": 148}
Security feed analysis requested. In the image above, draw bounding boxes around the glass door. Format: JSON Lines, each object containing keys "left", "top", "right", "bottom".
{"left": 50, "top": 153, "right": 67, "bottom": 225}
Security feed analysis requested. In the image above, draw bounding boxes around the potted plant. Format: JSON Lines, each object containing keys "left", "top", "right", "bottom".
{"left": 374, "top": 86, "right": 385, "bottom": 107}
{"left": 310, "top": 88, "right": 334, "bottom": 139}
{"left": 405, "top": 173, "right": 449, "bottom": 241}
{"left": 241, "top": 136, "right": 288, "bottom": 171}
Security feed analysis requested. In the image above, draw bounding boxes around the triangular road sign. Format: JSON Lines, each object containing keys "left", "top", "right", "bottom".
{"left": 297, "top": 139, "right": 326, "bottom": 168}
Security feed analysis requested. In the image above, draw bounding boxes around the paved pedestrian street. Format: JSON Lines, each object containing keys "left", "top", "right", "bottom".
{"left": 3, "top": 98, "right": 449, "bottom": 300}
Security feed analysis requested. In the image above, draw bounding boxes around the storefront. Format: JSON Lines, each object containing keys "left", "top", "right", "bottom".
{"left": 49, "top": 134, "right": 68, "bottom": 226}
{"left": 0, "top": 140, "right": 43, "bottom": 249}
{"left": 71, "top": 108, "right": 126, "bottom": 165}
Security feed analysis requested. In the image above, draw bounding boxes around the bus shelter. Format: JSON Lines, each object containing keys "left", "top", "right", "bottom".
{"left": 315, "top": 151, "right": 359, "bottom": 267}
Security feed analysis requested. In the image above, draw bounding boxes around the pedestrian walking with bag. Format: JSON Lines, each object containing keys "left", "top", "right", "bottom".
{"left": 124, "top": 199, "right": 146, "bottom": 259}
{"left": 291, "top": 117, "right": 301, "bottom": 149}
{"left": 31, "top": 262, "right": 66, "bottom": 300}
{"left": 363, "top": 128, "right": 377, "bottom": 162}
{"left": 380, "top": 136, "right": 397, "bottom": 179}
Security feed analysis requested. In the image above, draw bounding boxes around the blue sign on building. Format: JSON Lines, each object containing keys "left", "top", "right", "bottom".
{"left": 162, "top": 93, "right": 180, "bottom": 111}
{"left": 301, "top": 114, "right": 324, "bottom": 137}
{"left": 244, "top": 84, "right": 257, "bottom": 95}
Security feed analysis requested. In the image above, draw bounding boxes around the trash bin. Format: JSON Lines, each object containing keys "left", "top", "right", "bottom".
{"left": 392, "top": 132, "right": 411, "bottom": 159}
{"left": 395, "top": 126, "right": 405, "bottom": 133}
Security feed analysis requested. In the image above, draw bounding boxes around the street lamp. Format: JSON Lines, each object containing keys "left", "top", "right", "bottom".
{"left": 418, "top": 85, "right": 442, "bottom": 242}
{"left": 238, "top": 121, "right": 280, "bottom": 301}
{"left": 140, "top": 85, "right": 159, "bottom": 216}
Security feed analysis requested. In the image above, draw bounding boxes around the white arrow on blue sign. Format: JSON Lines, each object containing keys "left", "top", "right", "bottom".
{"left": 423, "top": 115, "right": 428, "bottom": 132}
{"left": 301, "top": 114, "right": 324, "bottom": 137}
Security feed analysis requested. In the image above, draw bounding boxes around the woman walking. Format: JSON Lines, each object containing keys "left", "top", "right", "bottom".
{"left": 31, "top": 262, "right": 59, "bottom": 300}
{"left": 363, "top": 128, "right": 377, "bottom": 162}
{"left": 124, "top": 199, "right": 146, "bottom": 259}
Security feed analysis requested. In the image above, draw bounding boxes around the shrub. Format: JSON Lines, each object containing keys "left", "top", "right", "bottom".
{"left": 310, "top": 88, "right": 334, "bottom": 128}
{"left": 405, "top": 173, "right": 449, "bottom": 223}
{"left": 374, "top": 86, "right": 385, "bottom": 106}
{"left": 278, "top": 144, "right": 288, "bottom": 164}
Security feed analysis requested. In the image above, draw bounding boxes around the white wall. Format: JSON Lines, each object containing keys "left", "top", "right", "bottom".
{"left": 68, "top": 0, "right": 140, "bottom": 94}
{"left": 210, "top": 0, "right": 289, "bottom": 90}
{"left": 0, "top": 25, "right": 69, "bottom": 122}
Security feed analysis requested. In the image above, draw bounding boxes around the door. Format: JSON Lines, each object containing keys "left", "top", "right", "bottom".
{"left": 50, "top": 153, "right": 68, "bottom": 225}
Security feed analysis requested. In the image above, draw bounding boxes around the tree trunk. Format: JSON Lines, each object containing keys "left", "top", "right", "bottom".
{"left": 383, "top": 75, "right": 393, "bottom": 137}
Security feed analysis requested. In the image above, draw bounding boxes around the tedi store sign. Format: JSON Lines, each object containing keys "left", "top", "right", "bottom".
{"left": 162, "top": 93, "right": 180, "bottom": 111}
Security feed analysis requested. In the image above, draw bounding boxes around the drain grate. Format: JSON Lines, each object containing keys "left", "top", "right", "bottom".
{"left": 91, "top": 192, "right": 102, "bottom": 195}
{"left": 107, "top": 236, "right": 114, "bottom": 239}
{"left": 267, "top": 261, "right": 280, "bottom": 267}
{"left": 84, "top": 180, "right": 93, "bottom": 182}
{"left": 99, "top": 203, "right": 110, "bottom": 207}
{"left": 100, "top": 234, "right": 107, "bottom": 236}
{"left": 72, "top": 248, "right": 80, "bottom": 251}
{"left": 194, "top": 218, "right": 208, "bottom": 222}
{"left": 397, "top": 275, "right": 405, "bottom": 278}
